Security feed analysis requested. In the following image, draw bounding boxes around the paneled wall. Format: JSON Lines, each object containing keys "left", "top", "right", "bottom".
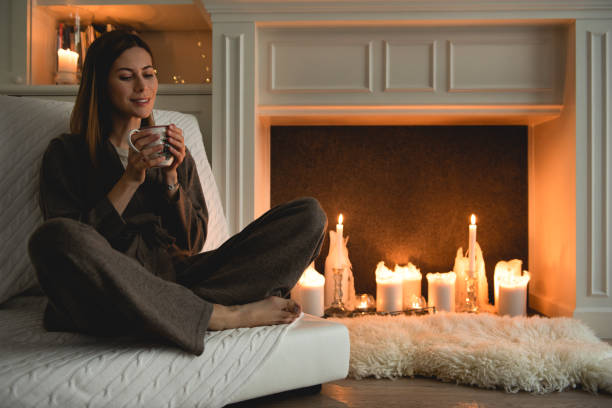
{"left": 257, "top": 25, "right": 565, "bottom": 106}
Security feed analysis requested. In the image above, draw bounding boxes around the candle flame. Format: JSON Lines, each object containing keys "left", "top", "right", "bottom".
{"left": 470, "top": 214, "right": 476, "bottom": 225}
{"left": 425, "top": 271, "right": 457, "bottom": 283}
{"left": 298, "top": 264, "right": 325, "bottom": 287}
{"left": 338, "top": 214, "right": 343, "bottom": 225}
{"left": 375, "top": 261, "right": 402, "bottom": 283}
{"left": 394, "top": 263, "right": 422, "bottom": 279}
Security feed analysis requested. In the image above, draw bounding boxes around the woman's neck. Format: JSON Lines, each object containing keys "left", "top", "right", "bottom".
{"left": 108, "top": 116, "right": 141, "bottom": 149}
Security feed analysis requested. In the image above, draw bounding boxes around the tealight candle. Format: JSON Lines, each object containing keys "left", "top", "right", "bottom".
{"left": 494, "top": 259, "right": 523, "bottom": 310}
{"left": 355, "top": 293, "right": 375, "bottom": 312}
{"left": 291, "top": 263, "right": 325, "bottom": 317}
{"left": 395, "top": 263, "right": 421, "bottom": 310}
{"left": 375, "top": 261, "right": 403, "bottom": 313}
{"left": 497, "top": 272, "right": 530, "bottom": 317}
{"left": 426, "top": 272, "right": 456, "bottom": 312}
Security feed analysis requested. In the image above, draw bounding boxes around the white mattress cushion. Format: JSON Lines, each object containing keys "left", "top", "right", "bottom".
{"left": 0, "top": 95, "right": 229, "bottom": 305}
{"left": 0, "top": 296, "right": 350, "bottom": 408}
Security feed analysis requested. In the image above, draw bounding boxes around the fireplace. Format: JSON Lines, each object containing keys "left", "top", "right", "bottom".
{"left": 270, "top": 125, "right": 528, "bottom": 300}
{"left": 203, "top": 0, "right": 612, "bottom": 337}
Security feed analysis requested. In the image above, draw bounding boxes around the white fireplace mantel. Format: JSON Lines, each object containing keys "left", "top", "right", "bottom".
{"left": 203, "top": 0, "right": 612, "bottom": 337}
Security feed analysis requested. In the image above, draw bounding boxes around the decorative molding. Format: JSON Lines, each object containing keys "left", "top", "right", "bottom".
{"left": 587, "top": 29, "right": 610, "bottom": 298}
{"left": 219, "top": 33, "right": 245, "bottom": 234}
{"left": 384, "top": 40, "right": 435, "bottom": 92}
{"left": 268, "top": 40, "right": 373, "bottom": 93}
{"left": 202, "top": 1, "right": 612, "bottom": 16}
{"left": 257, "top": 104, "right": 563, "bottom": 117}
{"left": 448, "top": 38, "right": 554, "bottom": 93}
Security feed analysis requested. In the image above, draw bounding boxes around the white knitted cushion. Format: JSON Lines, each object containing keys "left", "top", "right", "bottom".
{"left": 0, "top": 95, "right": 229, "bottom": 305}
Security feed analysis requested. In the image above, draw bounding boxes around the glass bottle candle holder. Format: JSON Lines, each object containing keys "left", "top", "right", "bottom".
{"left": 324, "top": 267, "right": 350, "bottom": 317}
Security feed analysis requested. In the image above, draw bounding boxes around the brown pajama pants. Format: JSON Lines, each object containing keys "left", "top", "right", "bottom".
{"left": 28, "top": 197, "right": 327, "bottom": 355}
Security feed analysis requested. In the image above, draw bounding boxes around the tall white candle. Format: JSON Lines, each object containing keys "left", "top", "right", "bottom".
{"left": 375, "top": 261, "right": 403, "bottom": 313}
{"left": 497, "top": 272, "right": 530, "bottom": 317}
{"left": 468, "top": 214, "right": 477, "bottom": 275}
{"left": 395, "top": 263, "right": 421, "bottom": 310}
{"left": 291, "top": 264, "right": 325, "bottom": 316}
{"left": 335, "top": 214, "right": 344, "bottom": 268}
{"left": 493, "top": 259, "right": 523, "bottom": 309}
{"left": 426, "top": 272, "right": 456, "bottom": 312}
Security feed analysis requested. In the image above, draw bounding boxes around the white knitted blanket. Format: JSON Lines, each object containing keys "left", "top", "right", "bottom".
{"left": 0, "top": 296, "right": 299, "bottom": 408}
{"left": 331, "top": 313, "right": 612, "bottom": 394}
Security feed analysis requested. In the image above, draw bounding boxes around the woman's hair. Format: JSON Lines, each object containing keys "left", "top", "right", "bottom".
{"left": 70, "top": 30, "right": 155, "bottom": 166}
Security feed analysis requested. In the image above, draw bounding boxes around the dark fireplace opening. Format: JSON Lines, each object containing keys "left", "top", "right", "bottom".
{"left": 271, "top": 125, "right": 528, "bottom": 302}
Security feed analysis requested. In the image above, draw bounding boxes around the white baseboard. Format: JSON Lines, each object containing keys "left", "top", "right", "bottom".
{"left": 573, "top": 307, "right": 612, "bottom": 339}
{"left": 530, "top": 292, "right": 612, "bottom": 339}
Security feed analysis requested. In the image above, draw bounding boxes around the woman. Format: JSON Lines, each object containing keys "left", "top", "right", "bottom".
{"left": 28, "top": 30, "right": 326, "bottom": 356}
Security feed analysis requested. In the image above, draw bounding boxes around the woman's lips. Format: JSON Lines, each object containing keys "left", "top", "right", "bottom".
{"left": 131, "top": 98, "right": 150, "bottom": 106}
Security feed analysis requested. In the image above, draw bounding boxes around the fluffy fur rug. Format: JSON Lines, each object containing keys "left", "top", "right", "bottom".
{"left": 330, "top": 313, "right": 612, "bottom": 394}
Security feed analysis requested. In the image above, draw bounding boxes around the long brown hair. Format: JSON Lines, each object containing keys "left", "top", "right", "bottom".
{"left": 70, "top": 30, "right": 155, "bottom": 166}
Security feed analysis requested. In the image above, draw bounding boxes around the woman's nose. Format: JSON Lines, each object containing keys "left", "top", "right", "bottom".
{"left": 134, "top": 75, "right": 145, "bottom": 91}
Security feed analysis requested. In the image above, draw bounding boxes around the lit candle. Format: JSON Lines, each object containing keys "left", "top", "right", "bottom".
{"left": 497, "top": 272, "right": 530, "bottom": 317}
{"left": 335, "top": 214, "right": 344, "bottom": 269}
{"left": 57, "top": 48, "right": 79, "bottom": 84}
{"left": 57, "top": 48, "right": 78, "bottom": 73}
{"left": 375, "top": 261, "right": 403, "bottom": 313}
{"left": 395, "top": 263, "right": 421, "bottom": 310}
{"left": 468, "top": 214, "right": 477, "bottom": 274}
{"left": 426, "top": 272, "right": 456, "bottom": 312}
{"left": 355, "top": 293, "right": 375, "bottom": 312}
{"left": 493, "top": 259, "right": 523, "bottom": 310}
{"left": 291, "top": 263, "right": 325, "bottom": 317}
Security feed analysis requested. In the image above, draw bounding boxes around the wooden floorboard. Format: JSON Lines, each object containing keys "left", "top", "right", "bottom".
{"left": 229, "top": 377, "right": 612, "bottom": 408}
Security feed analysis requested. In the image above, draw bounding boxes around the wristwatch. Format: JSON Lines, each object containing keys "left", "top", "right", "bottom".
{"left": 167, "top": 181, "right": 180, "bottom": 192}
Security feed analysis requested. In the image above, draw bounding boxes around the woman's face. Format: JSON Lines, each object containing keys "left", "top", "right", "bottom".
{"left": 107, "top": 46, "right": 158, "bottom": 122}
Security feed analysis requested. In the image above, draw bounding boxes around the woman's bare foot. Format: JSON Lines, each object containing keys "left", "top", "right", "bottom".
{"left": 208, "top": 296, "right": 302, "bottom": 331}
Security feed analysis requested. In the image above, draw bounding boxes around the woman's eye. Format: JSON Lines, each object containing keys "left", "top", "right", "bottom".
{"left": 144, "top": 74, "right": 154, "bottom": 78}
{"left": 119, "top": 76, "right": 132, "bottom": 81}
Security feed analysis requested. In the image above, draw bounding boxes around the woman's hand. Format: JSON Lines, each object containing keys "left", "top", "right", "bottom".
{"left": 162, "top": 124, "right": 185, "bottom": 173}
{"left": 161, "top": 124, "right": 185, "bottom": 195}
{"left": 124, "top": 129, "right": 168, "bottom": 185}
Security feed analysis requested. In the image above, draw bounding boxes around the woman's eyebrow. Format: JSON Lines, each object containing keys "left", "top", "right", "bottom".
{"left": 116, "top": 65, "right": 154, "bottom": 73}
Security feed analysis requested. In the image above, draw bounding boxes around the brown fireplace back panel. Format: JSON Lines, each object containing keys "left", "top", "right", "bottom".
{"left": 270, "top": 126, "right": 527, "bottom": 302}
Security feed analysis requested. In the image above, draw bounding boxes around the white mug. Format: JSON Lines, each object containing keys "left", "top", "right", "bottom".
{"left": 127, "top": 125, "right": 174, "bottom": 167}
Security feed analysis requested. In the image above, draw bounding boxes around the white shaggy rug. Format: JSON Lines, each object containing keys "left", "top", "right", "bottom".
{"left": 330, "top": 313, "right": 612, "bottom": 394}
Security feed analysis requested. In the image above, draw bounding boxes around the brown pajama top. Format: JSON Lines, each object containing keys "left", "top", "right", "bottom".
{"left": 39, "top": 133, "right": 209, "bottom": 282}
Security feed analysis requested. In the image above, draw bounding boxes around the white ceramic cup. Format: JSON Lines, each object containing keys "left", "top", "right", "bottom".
{"left": 128, "top": 125, "right": 174, "bottom": 167}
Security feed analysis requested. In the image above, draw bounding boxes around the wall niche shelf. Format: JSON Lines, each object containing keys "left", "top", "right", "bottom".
{"left": 1, "top": 1, "right": 214, "bottom": 155}
{"left": 8, "top": 0, "right": 213, "bottom": 86}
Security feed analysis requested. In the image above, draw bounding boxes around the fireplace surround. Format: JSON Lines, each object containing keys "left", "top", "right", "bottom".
{"left": 202, "top": 0, "right": 612, "bottom": 337}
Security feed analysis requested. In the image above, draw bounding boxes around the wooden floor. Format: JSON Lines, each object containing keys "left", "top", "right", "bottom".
{"left": 229, "top": 377, "right": 612, "bottom": 408}
{"left": 228, "top": 339, "right": 612, "bottom": 408}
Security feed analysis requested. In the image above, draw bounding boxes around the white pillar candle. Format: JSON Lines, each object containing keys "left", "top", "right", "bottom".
{"left": 493, "top": 259, "right": 523, "bottom": 310}
{"left": 291, "top": 264, "right": 325, "bottom": 317}
{"left": 334, "top": 214, "right": 344, "bottom": 269}
{"left": 375, "top": 261, "right": 403, "bottom": 313}
{"left": 468, "top": 214, "right": 477, "bottom": 274}
{"left": 395, "top": 263, "right": 422, "bottom": 310}
{"left": 57, "top": 48, "right": 79, "bottom": 73}
{"left": 497, "top": 272, "right": 530, "bottom": 317}
{"left": 426, "top": 272, "right": 456, "bottom": 312}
